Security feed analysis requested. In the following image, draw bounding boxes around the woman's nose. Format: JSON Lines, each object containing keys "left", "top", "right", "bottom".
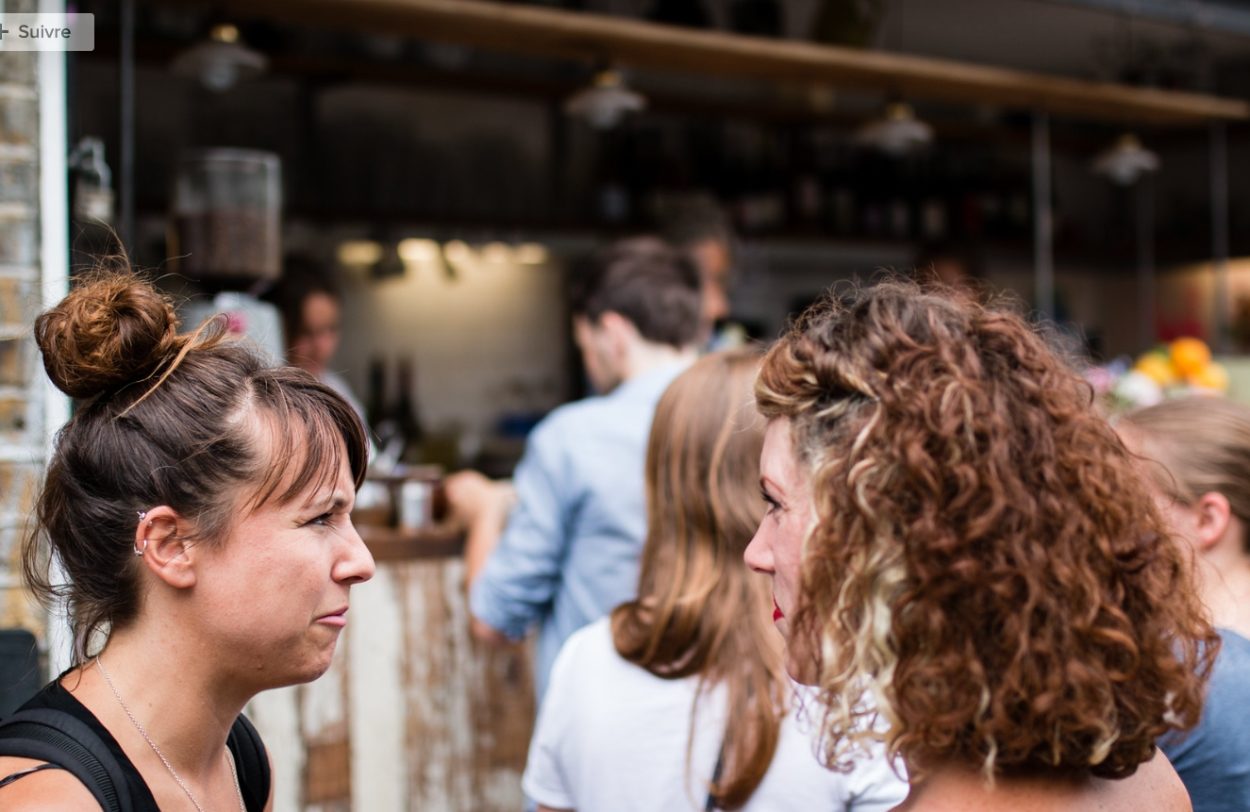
{"left": 743, "top": 527, "right": 774, "bottom": 574}
{"left": 335, "top": 519, "right": 376, "bottom": 585}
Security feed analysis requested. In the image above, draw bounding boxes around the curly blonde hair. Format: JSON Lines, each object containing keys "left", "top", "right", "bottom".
{"left": 756, "top": 279, "right": 1217, "bottom": 780}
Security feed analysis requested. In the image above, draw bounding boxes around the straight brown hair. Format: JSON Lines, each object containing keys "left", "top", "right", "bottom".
{"left": 611, "top": 347, "right": 785, "bottom": 810}
{"left": 1121, "top": 395, "right": 1250, "bottom": 554}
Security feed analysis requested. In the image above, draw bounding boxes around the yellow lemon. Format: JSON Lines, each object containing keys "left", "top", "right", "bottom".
{"left": 1189, "top": 362, "right": 1229, "bottom": 392}
{"left": 1134, "top": 353, "right": 1178, "bottom": 387}
{"left": 1170, "top": 337, "right": 1212, "bottom": 378}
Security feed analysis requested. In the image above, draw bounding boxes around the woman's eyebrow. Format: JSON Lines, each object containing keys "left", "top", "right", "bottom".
{"left": 304, "top": 491, "right": 350, "bottom": 512}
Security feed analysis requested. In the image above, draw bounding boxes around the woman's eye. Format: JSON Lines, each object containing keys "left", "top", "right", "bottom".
{"left": 760, "top": 489, "right": 781, "bottom": 514}
{"left": 306, "top": 512, "right": 334, "bottom": 527}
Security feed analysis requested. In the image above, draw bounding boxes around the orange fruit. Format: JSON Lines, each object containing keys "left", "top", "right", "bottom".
{"left": 1134, "top": 353, "right": 1178, "bottom": 387}
{"left": 1189, "top": 362, "right": 1229, "bottom": 392}
{"left": 1170, "top": 337, "right": 1212, "bottom": 377}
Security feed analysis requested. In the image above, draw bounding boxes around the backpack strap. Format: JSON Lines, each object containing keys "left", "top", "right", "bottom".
{"left": 226, "top": 714, "right": 270, "bottom": 812}
{"left": 0, "top": 707, "right": 130, "bottom": 812}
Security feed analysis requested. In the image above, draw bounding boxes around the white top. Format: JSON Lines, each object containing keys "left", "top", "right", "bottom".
{"left": 523, "top": 618, "right": 908, "bottom": 812}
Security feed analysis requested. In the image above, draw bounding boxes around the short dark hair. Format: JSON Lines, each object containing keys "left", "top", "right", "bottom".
{"left": 264, "top": 254, "right": 342, "bottom": 348}
{"left": 658, "top": 197, "right": 733, "bottom": 251}
{"left": 568, "top": 237, "right": 702, "bottom": 348}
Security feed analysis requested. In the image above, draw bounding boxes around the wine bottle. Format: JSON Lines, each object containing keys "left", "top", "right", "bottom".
{"left": 395, "top": 356, "right": 425, "bottom": 464}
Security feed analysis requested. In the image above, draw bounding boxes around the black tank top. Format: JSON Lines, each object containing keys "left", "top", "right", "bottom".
{"left": 15, "top": 678, "right": 269, "bottom": 812}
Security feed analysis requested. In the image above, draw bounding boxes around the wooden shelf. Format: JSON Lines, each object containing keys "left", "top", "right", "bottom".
{"left": 153, "top": 0, "right": 1249, "bottom": 125}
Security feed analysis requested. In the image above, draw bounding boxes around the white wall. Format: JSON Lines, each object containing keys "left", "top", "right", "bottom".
{"left": 333, "top": 248, "right": 572, "bottom": 444}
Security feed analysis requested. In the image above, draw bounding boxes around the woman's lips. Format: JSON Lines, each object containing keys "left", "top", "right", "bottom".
{"left": 773, "top": 599, "right": 784, "bottom": 622}
{"left": 317, "top": 608, "right": 348, "bottom": 628}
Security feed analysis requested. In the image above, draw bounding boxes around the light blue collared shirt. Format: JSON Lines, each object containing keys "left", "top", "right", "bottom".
{"left": 470, "top": 361, "right": 689, "bottom": 701}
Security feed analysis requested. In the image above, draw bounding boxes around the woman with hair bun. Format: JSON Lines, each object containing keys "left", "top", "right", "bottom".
{"left": 744, "top": 280, "right": 1217, "bottom": 810}
{"left": 0, "top": 267, "right": 374, "bottom": 810}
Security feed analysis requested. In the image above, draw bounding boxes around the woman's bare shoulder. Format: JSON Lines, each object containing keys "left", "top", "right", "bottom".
{"left": 1095, "top": 751, "right": 1191, "bottom": 812}
{"left": 0, "top": 757, "right": 101, "bottom": 811}
{"left": 896, "top": 752, "right": 1191, "bottom": 812}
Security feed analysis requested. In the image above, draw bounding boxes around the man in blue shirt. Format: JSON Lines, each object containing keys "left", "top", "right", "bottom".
{"left": 446, "top": 238, "right": 703, "bottom": 701}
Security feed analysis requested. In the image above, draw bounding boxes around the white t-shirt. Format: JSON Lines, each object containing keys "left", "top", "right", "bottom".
{"left": 523, "top": 618, "right": 908, "bottom": 812}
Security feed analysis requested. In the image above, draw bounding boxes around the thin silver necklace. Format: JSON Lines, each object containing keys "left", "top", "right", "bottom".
{"left": 95, "top": 655, "right": 246, "bottom": 812}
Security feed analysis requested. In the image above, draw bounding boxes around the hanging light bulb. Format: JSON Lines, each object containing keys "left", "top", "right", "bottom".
{"left": 564, "top": 68, "right": 647, "bottom": 129}
{"left": 1093, "top": 133, "right": 1160, "bottom": 185}
{"left": 172, "top": 23, "right": 267, "bottom": 92}
{"left": 855, "top": 101, "right": 934, "bottom": 157}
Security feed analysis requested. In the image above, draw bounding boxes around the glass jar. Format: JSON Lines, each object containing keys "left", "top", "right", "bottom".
{"left": 170, "top": 148, "right": 281, "bottom": 283}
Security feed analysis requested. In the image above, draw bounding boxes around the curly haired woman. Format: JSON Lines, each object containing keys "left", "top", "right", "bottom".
{"left": 744, "top": 280, "right": 1217, "bottom": 811}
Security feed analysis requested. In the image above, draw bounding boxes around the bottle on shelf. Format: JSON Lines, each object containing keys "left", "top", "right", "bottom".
{"left": 394, "top": 356, "right": 425, "bottom": 465}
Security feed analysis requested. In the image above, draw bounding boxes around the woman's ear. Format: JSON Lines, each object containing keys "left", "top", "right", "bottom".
{"left": 134, "top": 505, "right": 197, "bottom": 589}
{"left": 1193, "top": 491, "right": 1233, "bottom": 553}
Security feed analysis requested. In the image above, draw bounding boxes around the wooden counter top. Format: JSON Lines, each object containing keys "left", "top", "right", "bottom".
{"left": 357, "top": 523, "right": 466, "bottom": 562}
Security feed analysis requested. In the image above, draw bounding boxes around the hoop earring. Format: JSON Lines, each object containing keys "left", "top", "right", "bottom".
{"left": 135, "top": 511, "right": 150, "bottom": 556}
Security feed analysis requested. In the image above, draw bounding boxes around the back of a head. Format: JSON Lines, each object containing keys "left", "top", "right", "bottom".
{"left": 755, "top": 279, "right": 1217, "bottom": 781}
{"left": 568, "top": 237, "right": 703, "bottom": 349}
{"left": 27, "top": 266, "right": 368, "bottom": 661}
{"left": 612, "top": 347, "right": 780, "bottom": 810}
{"left": 1122, "top": 396, "right": 1250, "bottom": 553}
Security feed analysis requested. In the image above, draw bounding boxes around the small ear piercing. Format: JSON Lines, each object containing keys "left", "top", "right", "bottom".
{"left": 135, "top": 511, "right": 149, "bottom": 556}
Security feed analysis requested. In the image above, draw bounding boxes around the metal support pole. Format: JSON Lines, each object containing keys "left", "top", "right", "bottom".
{"left": 39, "top": 0, "right": 72, "bottom": 678}
{"left": 1032, "top": 111, "right": 1055, "bottom": 320}
{"left": 1211, "top": 120, "right": 1230, "bottom": 353}
{"left": 1136, "top": 176, "right": 1155, "bottom": 351}
{"left": 119, "top": 0, "right": 135, "bottom": 253}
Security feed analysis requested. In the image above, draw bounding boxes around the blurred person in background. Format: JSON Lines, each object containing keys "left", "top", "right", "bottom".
{"left": 265, "top": 254, "right": 368, "bottom": 430}
{"left": 661, "top": 198, "right": 736, "bottom": 347}
{"left": 745, "top": 280, "right": 1216, "bottom": 811}
{"left": 523, "top": 348, "right": 907, "bottom": 812}
{"left": 1119, "top": 397, "right": 1250, "bottom": 812}
{"left": 444, "top": 237, "right": 702, "bottom": 701}
{"left": 912, "top": 240, "right": 984, "bottom": 294}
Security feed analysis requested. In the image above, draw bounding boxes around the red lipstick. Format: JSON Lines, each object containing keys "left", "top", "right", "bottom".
{"left": 773, "top": 599, "right": 784, "bottom": 621}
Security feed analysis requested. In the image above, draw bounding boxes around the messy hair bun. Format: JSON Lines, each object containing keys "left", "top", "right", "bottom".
{"left": 35, "top": 270, "right": 183, "bottom": 399}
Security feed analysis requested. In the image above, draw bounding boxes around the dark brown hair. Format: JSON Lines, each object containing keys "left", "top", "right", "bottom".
{"left": 263, "top": 253, "right": 342, "bottom": 354}
{"left": 1121, "top": 396, "right": 1250, "bottom": 555}
{"left": 568, "top": 236, "right": 703, "bottom": 348}
{"left": 755, "top": 279, "right": 1217, "bottom": 780}
{"left": 25, "top": 265, "right": 368, "bottom": 661}
{"left": 612, "top": 347, "right": 783, "bottom": 809}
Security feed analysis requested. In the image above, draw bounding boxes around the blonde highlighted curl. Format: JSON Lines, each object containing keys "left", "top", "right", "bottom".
{"left": 756, "top": 279, "right": 1217, "bottom": 781}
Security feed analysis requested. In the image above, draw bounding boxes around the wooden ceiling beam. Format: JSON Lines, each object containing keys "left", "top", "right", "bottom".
{"left": 151, "top": 0, "right": 1249, "bottom": 125}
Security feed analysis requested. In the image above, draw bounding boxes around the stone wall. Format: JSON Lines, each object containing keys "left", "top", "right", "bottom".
{"left": 0, "top": 0, "right": 48, "bottom": 640}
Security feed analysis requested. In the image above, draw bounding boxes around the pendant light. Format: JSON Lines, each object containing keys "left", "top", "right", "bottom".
{"left": 564, "top": 68, "right": 647, "bottom": 130}
{"left": 855, "top": 101, "right": 933, "bottom": 157}
{"left": 172, "top": 23, "right": 267, "bottom": 93}
{"left": 1092, "top": 133, "right": 1160, "bottom": 185}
